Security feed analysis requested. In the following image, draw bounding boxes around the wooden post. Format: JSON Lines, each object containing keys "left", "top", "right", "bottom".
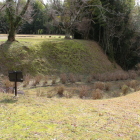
{"left": 15, "top": 72, "right": 17, "bottom": 96}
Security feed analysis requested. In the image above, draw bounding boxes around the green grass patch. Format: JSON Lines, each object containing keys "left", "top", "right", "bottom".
{"left": 0, "top": 36, "right": 121, "bottom": 75}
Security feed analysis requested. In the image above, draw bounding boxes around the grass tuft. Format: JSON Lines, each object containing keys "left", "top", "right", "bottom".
{"left": 121, "top": 85, "right": 129, "bottom": 95}
{"left": 79, "top": 85, "right": 89, "bottom": 99}
{"left": 92, "top": 89, "right": 103, "bottom": 100}
{"left": 94, "top": 82, "right": 105, "bottom": 90}
{"left": 60, "top": 73, "right": 67, "bottom": 84}
{"left": 57, "top": 86, "right": 65, "bottom": 97}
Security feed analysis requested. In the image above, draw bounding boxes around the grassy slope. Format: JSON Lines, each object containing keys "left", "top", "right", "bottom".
{"left": 0, "top": 36, "right": 121, "bottom": 75}
{"left": 0, "top": 35, "right": 139, "bottom": 139}
{"left": 0, "top": 92, "right": 140, "bottom": 140}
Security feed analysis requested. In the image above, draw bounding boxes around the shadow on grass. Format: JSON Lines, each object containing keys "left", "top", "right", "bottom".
{"left": 0, "top": 98, "right": 17, "bottom": 104}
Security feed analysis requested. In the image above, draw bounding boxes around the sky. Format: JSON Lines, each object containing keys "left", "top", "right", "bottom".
{"left": 136, "top": 0, "right": 140, "bottom": 5}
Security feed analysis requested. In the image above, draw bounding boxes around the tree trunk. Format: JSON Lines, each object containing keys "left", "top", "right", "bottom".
{"left": 65, "top": 30, "right": 71, "bottom": 39}
{"left": 6, "top": 0, "right": 31, "bottom": 42}
{"left": 8, "top": 26, "right": 16, "bottom": 42}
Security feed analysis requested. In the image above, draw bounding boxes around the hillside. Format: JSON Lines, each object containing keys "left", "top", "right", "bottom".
{"left": 0, "top": 36, "right": 139, "bottom": 139}
{"left": 0, "top": 37, "right": 121, "bottom": 75}
{"left": 0, "top": 92, "right": 140, "bottom": 139}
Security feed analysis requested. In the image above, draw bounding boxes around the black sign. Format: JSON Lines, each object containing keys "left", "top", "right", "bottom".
{"left": 8, "top": 71, "right": 23, "bottom": 82}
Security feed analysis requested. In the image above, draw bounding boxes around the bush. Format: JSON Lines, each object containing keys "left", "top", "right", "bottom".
{"left": 46, "top": 91, "right": 56, "bottom": 98}
{"left": 57, "top": 86, "right": 64, "bottom": 97}
{"left": 32, "top": 75, "right": 43, "bottom": 86}
{"left": 128, "top": 70, "right": 137, "bottom": 79}
{"left": 68, "top": 73, "right": 76, "bottom": 83}
{"left": 105, "top": 82, "right": 111, "bottom": 91}
{"left": 121, "top": 85, "right": 129, "bottom": 95}
{"left": 23, "top": 74, "right": 31, "bottom": 87}
{"left": 86, "top": 75, "right": 93, "bottom": 83}
{"left": 64, "top": 90, "right": 73, "bottom": 98}
{"left": 129, "top": 80, "right": 138, "bottom": 91}
{"left": 42, "top": 75, "right": 48, "bottom": 86}
{"left": 92, "top": 89, "right": 103, "bottom": 100}
{"left": 79, "top": 85, "right": 89, "bottom": 99}
{"left": 52, "top": 76, "right": 57, "bottom": 85}
{"left": 60, "top": 73, "right": 67, "bottom": 84}
{"left": 2, "top": 77, "right": 14, "bottom": 93}
{"left": 111, "top": 91, "right": 121, "bottom": 97}
{"left": 77, "top": 75, "right": 83, "bottom": 82}
{"left": 94, "top": 82, "right": 105, "bottom": 90}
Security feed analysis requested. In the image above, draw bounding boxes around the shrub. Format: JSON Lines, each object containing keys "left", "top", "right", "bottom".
{"left": 77, "top": 75, "right": 83, "bottom": 82}
{"left": 98, "top": 74, "right": 107, "bottom": 82}
{"left": 111, "top": 91, "right": 121, "bottom": 97}
{"left": 69, "top": 73, "right": 76, "bottom": 83}
{"left": 52, "top": 76, "right": 57, "bottom": 85}
{"left": 121, "top": 72, "right": 129, "bottom": 80}
{"left": 109, "top": 73, "right": 116, "bottom": 81}
{"left": 94, "top": 82, "right": 105, "bottom": 90}
{"left": 128, "top": 70, "right": 137, "bottom": 79}
{"left": 57, "top": 86, "right": 64, "bottom": 97}
{"left": 46, "top": 91, "right": 56, "bottom": 98}
{"left": 105, "top": 82, "right": 111, "bottom": 91}
{"left": 64, "top": 90, "right": 73, "bottom": 98}
{"left": 60, "top": 73, "right": 67, "bottom": 84}
{"left": 121, "top": 85, "right": 129, "bottom": 95}
{"left": 129, "top": 80, "right": 138, "bottom": 91}
{"left": 79, "top": 85, "right": 89, "bottom": 99}
{"left": 86, "top": 75, "right": 93, "bottom": 83}
{"left": 32, "top": 75, "right": 43, "bottom": 86}
{"left": 42, "top": 75, "right": 48, "bottom": 86}
{"left": 23, "top": 74, "right": 31, "bottom": 87}
{"left": 2, "top": 77, "right": 14, "bottom": 93}
{"left": 92, "top": 89, "right": 103, "bottom": 100}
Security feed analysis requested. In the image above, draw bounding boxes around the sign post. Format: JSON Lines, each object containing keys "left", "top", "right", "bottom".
{"left": 8, "top": 71, "right": 23, "bottom": 96}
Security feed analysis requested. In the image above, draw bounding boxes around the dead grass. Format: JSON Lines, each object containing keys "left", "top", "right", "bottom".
{"left": 42, "top": 75, "right": 48, "bottom": 86}
{"left": 51, "top": 76, "right": 57, "bottom": 85}
{"left": 23, "top": 74, "right": 31, "bottom": 87}
{"left": 64, "top": 90, "right": 73, "bottom": 98}
{"left": 76, "top": 75, "right": 83, "bottom": 82}
{"left": 105, "top": 82, "right": 111, "bottom": 91}
{"left": 68, "top": 73, "right": 76, "bottom": 83}
{"left": 94, "top": 82, "right": 105, "bottom": 90}
{"left": 60, "top": 73, "right": 67, "bottom": 84}
{"left": 121, "top": 84, "right": 129, "bottom": 95}
{"left": 2, "top": 77, "right": 14, "bottom": 93}
{"left": 32, "top": 75, "right": 43, "bottom": 87}
{"left": 0, "top": 92, "right": 140, "bottom": 139}
{"left": 79, "top": 85, "right": 89, "bottom": 98}
{"left": 57, "top": 86, "right": 65, "bottom": 97}
{"left": 128, "top": 70, "right": 137, "bottom": 79}
{"left": 129, "top": 80, "right": 139, "bottom": 91}
{"left": 86, "top": 75, "right": 93, "bottom": 83}
{"left": 92, "top": 89, "right": 103, "bottom": 99}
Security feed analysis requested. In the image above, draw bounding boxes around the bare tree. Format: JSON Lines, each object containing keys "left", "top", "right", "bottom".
{"left": 46, "top": 0, "right": 91, "bottom": 39}
{"left": 0, "top": 4, "right": 5, "bottom": 12}
{"left": 5, "top": 0, "right": 33, "bottom": 41}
